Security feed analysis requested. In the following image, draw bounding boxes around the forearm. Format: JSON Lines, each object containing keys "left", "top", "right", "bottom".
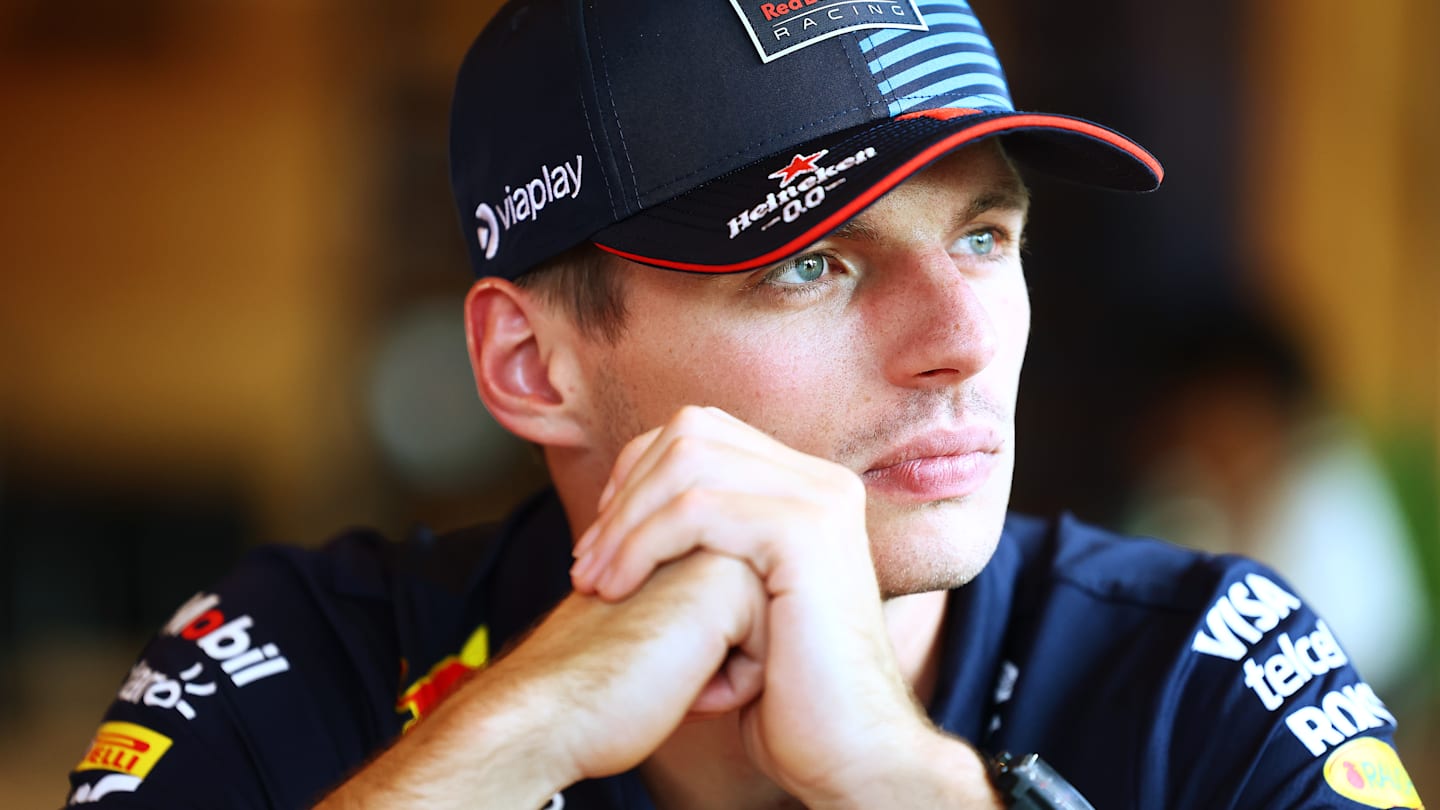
{"left": 805, "top": 729, "right": 1003, "bottom": 810}
{"left": 317, "top": 556, "right": 762, "bottom": 809}
{"left": 315, "top": 660, "right": 573, "bottom": 810}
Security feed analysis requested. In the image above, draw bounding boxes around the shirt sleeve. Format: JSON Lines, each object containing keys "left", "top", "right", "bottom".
{"left": 1160, "top": 560, "right": 1424, "bottom": 810}
{"left": 64, "top": 542, "right": 402, "bottom": 809}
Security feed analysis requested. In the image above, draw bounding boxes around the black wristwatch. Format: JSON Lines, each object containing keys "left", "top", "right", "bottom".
{"left": 988, "top": 752, "right": 1095, "bottom": 810}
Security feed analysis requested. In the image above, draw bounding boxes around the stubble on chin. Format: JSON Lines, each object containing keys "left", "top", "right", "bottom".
{"left": 867, "top": 497, "right": 1009, "bottom": 599}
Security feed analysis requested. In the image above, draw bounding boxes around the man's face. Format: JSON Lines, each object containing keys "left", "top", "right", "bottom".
{"left": 574, "top": 140, "right": 1031, "bottom": 597}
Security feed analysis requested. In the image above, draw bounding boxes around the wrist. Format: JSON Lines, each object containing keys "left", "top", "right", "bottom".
{"left": 802, "top": 728, "right": 1001, "bottom": 810}
{"left": 316, "top": 665, "right": 572, "bottom": 810}
{"left": 450, "top": 652, "right": 587, "bottom": 798}
{"left": 341, "top": 658, "right": 576, "bottom": 809}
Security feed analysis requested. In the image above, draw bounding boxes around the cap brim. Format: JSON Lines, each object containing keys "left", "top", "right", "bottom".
{"left": 593, "top": 109, "right": 1162, "bottom": 274}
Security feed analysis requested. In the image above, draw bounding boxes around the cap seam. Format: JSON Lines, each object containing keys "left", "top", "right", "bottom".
{"left": 574, "top": 2, "right": 620, "bottom": 219}
{"left": 590, "top": 4, "right": 641, "bottom": 208}
{"left": 576, "top": 91, "right": 621, "bottom": 219}
{"left": 841, "top": 32, "right": 876, "bottom": 115}
{"left": 865, "top": 24, "right": 900, "bottom": 99}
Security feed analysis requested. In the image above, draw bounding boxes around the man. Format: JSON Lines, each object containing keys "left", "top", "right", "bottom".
{"left": 67, "top": 1, "right": 1422, "bottom": 808}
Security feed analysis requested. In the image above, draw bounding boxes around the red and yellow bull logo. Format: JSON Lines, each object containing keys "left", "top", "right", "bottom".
{"left": 1323, "top": 737, "right": 1423, "bottom": 809}
{"left": 75, "top": 722, "right": 173, "bottom": 779}
{"left": 395, "top": 625, "right": 489, "bottom": 732}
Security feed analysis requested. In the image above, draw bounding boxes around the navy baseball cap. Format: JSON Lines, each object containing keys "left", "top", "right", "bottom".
{"left": 451, "top": 0, "right": 1163, "bottom": 281}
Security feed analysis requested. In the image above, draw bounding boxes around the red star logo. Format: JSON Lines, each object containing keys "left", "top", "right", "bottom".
{"left": 767, "top": 149, "right": 829, "bottom": 187}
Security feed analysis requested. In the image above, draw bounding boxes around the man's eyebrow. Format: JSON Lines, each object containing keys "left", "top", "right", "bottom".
{"left": 828, "top": 179, "right": 1032, "bottom": 244}
{"left": 830, "top": 217, "right": 884, "bottom": 242}
{"left": 966, "top": 179, "right": 1031, "bottom": 221}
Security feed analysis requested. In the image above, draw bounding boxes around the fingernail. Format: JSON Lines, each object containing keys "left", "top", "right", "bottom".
{"left": 570, "top": 553, "right": 594, "bottom": 587}
{"left": 593, "top": 567, "right": 614, "bottom": 597}
{"left": 574, "top": 525, "right": 597, "bottom": 558}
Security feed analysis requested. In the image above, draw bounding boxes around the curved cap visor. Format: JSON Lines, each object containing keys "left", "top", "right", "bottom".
{"left": 594, "top": 109, "right": 1162, "bottom": 274}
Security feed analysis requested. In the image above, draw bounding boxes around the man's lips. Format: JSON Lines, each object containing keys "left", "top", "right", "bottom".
{"left": 860, "top": 427, "right": 1002, "bottom": 502}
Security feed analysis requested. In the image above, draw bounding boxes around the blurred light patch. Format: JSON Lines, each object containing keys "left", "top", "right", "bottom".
{"left": 365, "top": 297, "right": 531, "bottom": 494}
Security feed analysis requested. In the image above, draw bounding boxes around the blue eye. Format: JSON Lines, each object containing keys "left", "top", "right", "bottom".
{"left": 769, "top": 253, "right": 829, "bottom": 284}
{"left": 962, "top": 230, "right": 996, "bottom": 256}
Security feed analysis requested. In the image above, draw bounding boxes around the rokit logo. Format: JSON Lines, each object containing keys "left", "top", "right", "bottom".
{"left": 727, "top": 146, "right": 877, "bottom": 239}
{"left": 1284, "top": 680, "right": 1396, "bottom": 757}
{"left": 474, "top": 156, "right": 583, "bottom": 261}
{"left": 163, "top": 592, "right": 291, "bottom": 687}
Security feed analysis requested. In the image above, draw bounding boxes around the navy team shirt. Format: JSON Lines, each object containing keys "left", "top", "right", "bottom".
{"left": 66, "top": 490, "right": 1423, "bottom": 809}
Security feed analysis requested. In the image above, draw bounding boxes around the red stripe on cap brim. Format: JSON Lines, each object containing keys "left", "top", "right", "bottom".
{"left": 595, "top": 113, "right": 1162, "bottom": 274}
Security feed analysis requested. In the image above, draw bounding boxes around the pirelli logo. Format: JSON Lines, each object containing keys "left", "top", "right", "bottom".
{"left": 75, "top": 721, "right": 173, "bottom": 779}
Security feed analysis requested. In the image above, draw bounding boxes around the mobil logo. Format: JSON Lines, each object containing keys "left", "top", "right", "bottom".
{"left": 163, "top": 592, "right": 291, "bottom": 688}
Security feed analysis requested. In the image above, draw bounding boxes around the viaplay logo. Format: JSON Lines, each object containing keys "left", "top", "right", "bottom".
{"left": 474, "top": 155, "right": 584, "bottom": 262}
{"left": 729, "top": 0, "right": 926, "bottom": 63}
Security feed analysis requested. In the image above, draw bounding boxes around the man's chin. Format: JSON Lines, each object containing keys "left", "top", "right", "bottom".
{"left": 866, "top": 497, "right": 1009, "bottom": 598}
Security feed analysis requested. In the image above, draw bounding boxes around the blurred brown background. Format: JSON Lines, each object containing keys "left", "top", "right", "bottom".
{"left": 1, "top": 0, "right": 1436, "bottom": 806}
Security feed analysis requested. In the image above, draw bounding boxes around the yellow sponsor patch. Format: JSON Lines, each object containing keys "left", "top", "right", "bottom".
{"left": 1323, "top": 737, "right": 1423, "bottom": 809}
{"left": 396, "top": 624, "right": 489, "bottom": 733}
{"left": 75, "top": 721, "right": 173, "bottom": 779}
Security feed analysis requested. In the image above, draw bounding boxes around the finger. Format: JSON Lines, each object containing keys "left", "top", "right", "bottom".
{"left": 687, "top": 651, "right": 765, "bottom": 718}
{"left": 576, "top": 436, "right": 715, "bottom": 591}
{"left": 577, "top": 406, "right": 854, "bottom": 594}
{"left": 574, "top": 425, "right": 664, "bottom": 559}
{"left": 577, "top": 441, "right": 819, "bottom": 595}
{"left": 591, "top": 490, "right": 823, "bottom": 601}
{"left": 598, "top": 423, "right": 665, "bottom": 513}
{"left": 687, "top": 556, "right": 770, "bottom": 718}
{"left": 621, "top": 407, "right": 790, "bottom": 494}
{"left": 578, "top": 418, "right": 829, "bottom": 594}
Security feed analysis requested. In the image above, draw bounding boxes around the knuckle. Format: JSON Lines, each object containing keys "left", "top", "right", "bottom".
{"left": 671, "top": 486, "right": 714, "bottom": 517}
{"left": 618, "top": 432, "right": 649, "bottom": 460}
{"left": 792, "top": 498, "right": 829, "bottom": 525}
{"left": 826, "top": 463, "right": 866, "bottom": 500}
{"left": 671, "top": 404, "right": 709, "bottom": 429}
{"left": 663, "top": 433, "right": 705, "bottom": 466}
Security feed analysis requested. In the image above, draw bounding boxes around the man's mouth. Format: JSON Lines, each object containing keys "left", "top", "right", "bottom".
{"left": 861, "top": 427, "right": 1002, "bottom": 502}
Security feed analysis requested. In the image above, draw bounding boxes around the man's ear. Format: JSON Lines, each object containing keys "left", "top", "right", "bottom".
{"left": 464, "top": 278, "right": 589, "bottom": 447}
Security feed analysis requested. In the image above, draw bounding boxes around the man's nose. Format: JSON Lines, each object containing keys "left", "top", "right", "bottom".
{"left": 877, "top": 247, "right": 998, "bottom": 387}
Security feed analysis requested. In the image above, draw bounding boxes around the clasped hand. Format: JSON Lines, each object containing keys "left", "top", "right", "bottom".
{"left": 555, "top": 405, "right": 936, "bottom": 805}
